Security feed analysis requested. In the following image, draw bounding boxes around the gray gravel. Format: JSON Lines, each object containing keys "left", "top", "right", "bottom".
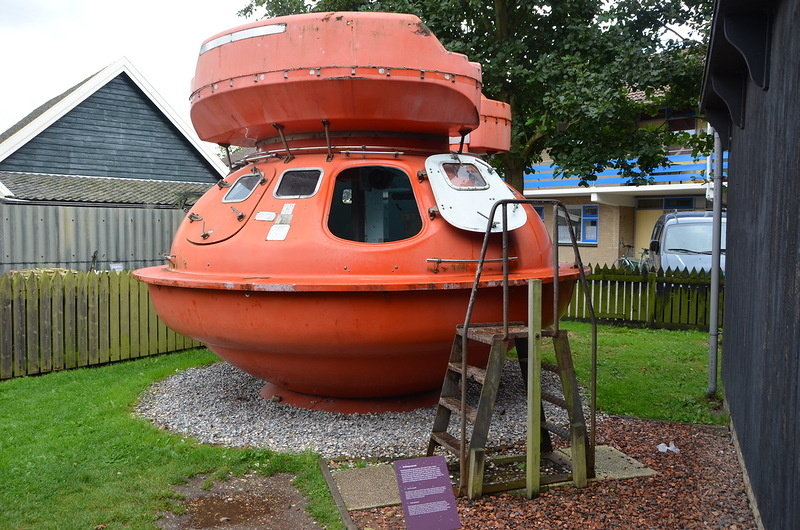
{"left": 135, "top": 359, "right": 587, "bottom": 459}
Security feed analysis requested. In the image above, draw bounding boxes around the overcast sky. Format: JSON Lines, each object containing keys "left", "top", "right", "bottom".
{"left": 0, "top": 0, "right": 250, "bottom": 135}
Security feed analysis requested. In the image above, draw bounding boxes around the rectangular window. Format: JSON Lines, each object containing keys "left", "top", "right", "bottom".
{"left": 222, "top": 174, "right": 261, "bottom": 203}
{"left": 663, "top": 197, "right": 695, "bottom": 210}
{"left": 275, "top": 169, "right": 322, "bottom": 198}
{"left": 557, "top": 205, "right": 599, "bottom": 244}
{"left": 581, "top": 205, "right": 598, "bottom": 243}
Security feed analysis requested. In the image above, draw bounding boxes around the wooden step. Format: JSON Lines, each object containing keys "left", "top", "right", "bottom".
{"left": 479, "top": 474, "right": 574, "bottom": 493}
{"left": 447, "top": 362, "right": 487, "bottom": 384}
{"left": 543, "top": 421, "right": 571, "bottom": 440}
{"left": 542, "top": 391, "right": 568, "bottom": 409}
{"left": 439, "top": 396, "right": 478, "bottom": 424}
{"left": 542, "top": 361, "right": 560, "bottom": 373}
{"left": 431, "top": 431, "right": 461, "bottom": 455}
{"left": 456, "top": 322, "right": 529, "bottom": 344}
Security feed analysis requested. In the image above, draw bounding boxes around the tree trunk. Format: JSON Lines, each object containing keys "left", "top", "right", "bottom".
{"left": 499, "top": 153, "right": 526, "bottom": 193}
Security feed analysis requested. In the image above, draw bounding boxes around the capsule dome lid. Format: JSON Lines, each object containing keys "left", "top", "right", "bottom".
{"left": 190, "top": 12, "right": 484, "bottom": 147}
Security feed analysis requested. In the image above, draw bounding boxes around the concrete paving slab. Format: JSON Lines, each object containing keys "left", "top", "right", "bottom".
{"left": 558, "top": 445, "right": 658, "bottom": 481}
{"left": 329, "top": 445, "right": 656, "bottom": 510}
{"left": 331, "top": 464, "right": 401, "bottom": 511}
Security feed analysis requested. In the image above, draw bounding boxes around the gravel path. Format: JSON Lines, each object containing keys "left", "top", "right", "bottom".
{"left": 135, "top": 359, "right": 582, "bottom": 459}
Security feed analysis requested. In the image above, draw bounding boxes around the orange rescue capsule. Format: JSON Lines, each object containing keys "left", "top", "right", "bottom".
{"left": 134, "top": 12, "right": 581, "bottom": 412}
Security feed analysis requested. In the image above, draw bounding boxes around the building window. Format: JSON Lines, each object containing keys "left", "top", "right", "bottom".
{"left": 557, "top": 205, "right": 598, "bottom": 244}
{"left": 663, "top": 197, "right": 695, "bottom": 210}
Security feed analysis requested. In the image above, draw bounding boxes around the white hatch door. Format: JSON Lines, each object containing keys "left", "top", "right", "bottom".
{"left": 425, "top": 154, "right": 527, "bottom": 232}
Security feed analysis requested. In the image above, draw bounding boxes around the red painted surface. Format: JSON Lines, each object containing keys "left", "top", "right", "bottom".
{"left": 134, "top": 12, "right": 582, "bottom": 411}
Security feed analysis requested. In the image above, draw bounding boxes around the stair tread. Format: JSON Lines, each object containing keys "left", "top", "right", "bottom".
{"left": 447, "top": 362, "right": 487, "bottom": 384}
{"left": 431, "top": 431, "right": 462, "bottom": 454}
{"left": 542, "top": 361, "right": 560, "bottom": 373}
{"left": 439, "top": 396, "right": 478, "bottom": 423}
{"left": 456, "top": 322, "right": 529, "bottom": 344}
{"left": 543, "top": 421, "right": 571, "bottom": 440}
{"left": 542, "top": 391, "right": 568, "bottom": 409}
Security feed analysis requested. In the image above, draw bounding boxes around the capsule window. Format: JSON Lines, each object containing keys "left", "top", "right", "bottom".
{"left": 222, "top": 174, "right": 261, "bottom": 203}
{"left": 328, "top": 166, "right": 422, "bottom": 243}
{"left": 442, "top": 163, "right": 488, "bottom": 189}
{"left": 275, "top": 169, "right": 322, "bottom": 198}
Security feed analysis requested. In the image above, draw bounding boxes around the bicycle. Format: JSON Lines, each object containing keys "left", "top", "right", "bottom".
{"left": 616, "top": 244, "right": 649, "bottom": 272}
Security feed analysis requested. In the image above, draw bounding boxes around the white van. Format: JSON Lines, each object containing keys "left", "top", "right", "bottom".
{"left": 647, "top": 211, "right": 726, "bottom": 273}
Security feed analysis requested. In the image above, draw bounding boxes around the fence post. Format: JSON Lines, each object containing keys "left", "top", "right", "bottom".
{"left": 0, "top": 275, "right": 12, "bottom": 379}
{"left": 12, "top": 274, "right": 26, "bottom": 376}
{"left": 51, "top": 273, "right": 65, "bottom": 372}
{"left": 39, "top": 273, "right": 53, "bottom": 374}
{"left": 646, "top": 269, "right": 657, "bottom": 326}
{"left": 63, "top": 272, "right": 77, "bottom": 369}
{"left": 119, "top": 271, "right": 131, "bottom": 360}
{"left": 76, "top": 272, "right": 89, "bottom": 367}
{"left": 109, "top": 272, "right": 121, "bottom": 362}
{"left": 129, "top": 272, "right": 140, "bottom": 358}
{"left": 87, "top": 272, "right": 100, "bottom": 366}
{"left": 25, "top": 274, "right": 40, "bottom": 375}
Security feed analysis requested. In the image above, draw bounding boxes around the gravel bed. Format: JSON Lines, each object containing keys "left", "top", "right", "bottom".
{"left": 135, "top": 359, "right": 588, "bottom": 459}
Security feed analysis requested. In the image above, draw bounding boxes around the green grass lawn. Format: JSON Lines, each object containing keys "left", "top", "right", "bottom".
{"left": 553, "top": 320, "right": 726, "bottom": 425}
{"left": 0, "top": 323, "right": 725, "bottom": 528}
{"left": 0, "top": 349, "right": 342, "bottom": 530}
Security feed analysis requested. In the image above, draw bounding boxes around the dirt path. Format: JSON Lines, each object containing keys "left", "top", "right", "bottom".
{"left": 156, "top": 472, "right": 322, "bottom": 530}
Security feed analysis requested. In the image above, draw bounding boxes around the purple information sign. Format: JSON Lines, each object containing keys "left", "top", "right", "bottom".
{"left": 393, "top": 455, "right": 461, "bottom": 530}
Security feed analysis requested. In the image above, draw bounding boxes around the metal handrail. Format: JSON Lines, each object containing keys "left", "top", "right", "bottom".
{"left": 457, "top": 198, "right": 598, "bottom": 482}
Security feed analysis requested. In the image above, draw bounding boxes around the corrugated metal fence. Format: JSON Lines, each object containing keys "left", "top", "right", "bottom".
{"left": 0, "top": 270, "right": 201, "bottom": 379}
{"left": 566, "top": 265, "right": 724, "bottom": 329}
{"left": 0, "top": 203, "right": 184, "bottom": 274}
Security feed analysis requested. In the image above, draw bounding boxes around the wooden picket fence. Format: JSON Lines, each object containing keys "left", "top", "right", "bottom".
{"left": 566, "top": 265, "right": 724, "bottom": 329}
{"left": 0, "top": 270, "right": 201, "bottom": 380}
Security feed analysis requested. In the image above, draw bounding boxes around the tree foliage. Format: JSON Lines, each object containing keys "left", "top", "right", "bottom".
{"left": 238, "top": 0, "right": 713, "bottom": 190}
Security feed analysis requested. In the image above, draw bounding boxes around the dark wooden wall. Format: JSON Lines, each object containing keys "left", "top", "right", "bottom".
{"left": 0, "top": 74, "right": 220, "bottom": 184}
{"left": 714, "top": 1, "right": 800, "bottom": 528}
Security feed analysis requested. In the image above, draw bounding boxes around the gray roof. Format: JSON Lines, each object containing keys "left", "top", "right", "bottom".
{"left": 0, "top": 172, "right": 212, "bottom": 208}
